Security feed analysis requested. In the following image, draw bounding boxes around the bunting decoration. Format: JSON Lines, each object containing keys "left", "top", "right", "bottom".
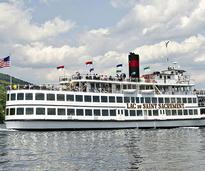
{"left": 85, "top": 60, "right": 94, "bottom": 74}
{"left": 85, "top": 61, "right": 93, "bottom": 65}
{"left": 116, "top": 64, "right": 123, "bottom": 74}
{"left": 144, "top": 66, "right": 150, "bottom": 72}
{"left": 57, "top": 65, "right": 64, "bottom": 70}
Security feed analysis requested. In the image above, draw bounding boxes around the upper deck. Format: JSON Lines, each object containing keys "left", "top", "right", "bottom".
{"left": 56, "top": 66, "right": 195, "bottom": 95}
{"left": 8, "top": 66, "right": 195, "bottom": 96}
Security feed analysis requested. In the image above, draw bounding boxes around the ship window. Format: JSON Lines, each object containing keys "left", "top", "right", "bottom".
{"left": 7, "top": 94, "right": 9, "bottom": 101}
{"left": 132, "top": 85, "right": 136, "bottom": 89}
{"left": 67, "top": 109, "right": 75, "bottom": 116}
{"left": 166, "top": 110, "right": 171, "bottom": 116}
{"left": 6, "top": 108, "right": 9, "bottom": 115}
{"left": 36, "top": 108, "right": 45, "bottom": 115}
{"left": 152, "top": 97, "right": 157, "bottom": 103}
{"left": 128, "top": 84, "right": 131, "bottom": 89}
{"left": 26, "top": 108, "right": 33, "bottom": 115}
{"left": 11, "top": 93, "right": 16, "bottom": 101}
{"left": 17, "top": 108, "right": 24, "bottom": 115}
{"left": 35, "top": 93, "right": 45, "bottom": 100}
{"left": 94, "top": 109, "right": 100, "bottom": 116}
{"left": 84, "top": 95, "right": 91, "bottom": 102}
{"left": 101, "top": 96, "right": 107, "bottom": 102}
{"left": 76, "top": 109, "right": 84, "bottom": 116}
{"left": 158, "top": 98, "right": 164, "bottom": 103}
{"left": 165, "top": 98, "right": 170, "bottom": 103}
{"left": 148, "top": 110, "right": 152, "bottom": 116}
{"left": 58, "top": 108, "right": 66, "bottom": 115}
{"left": 140, "top": 97, "right": 144, "bottom": 103}
{"left": 188, "top": 98, "right": 192, "bottom": 103}
{"left": 116, "top": 84, "right": 120, "bottom": 91}
{"left": 131, "top": 97, "right": 135, "bottom": 103}
{"left": 183, "top": 98, "right": 187, "bottom": 103}
{"left": 172, "top": 110, "right": 177, "bottom": 115}
{"left": 109, "top": 96, "right": 115, "bottom": 103}
{"left": 93, "top": 96, "right": 100, "bottom": 102}
{"left": 123, "top": 85, "right": 126, "bottom": 89}
{"left": 137, "top": 110, "right": 143, "bottom": 116}
{"left": 184, "top": 109, "right": 188, "bottom": 115}
{"left": 67, "top": 94, "right": 74, "bottom": 101}
{"left": 177, "top": 98, "right": 182, "bottom": 103}
{"left": 117, "top": 96, "right": 123, "bottom": 103}
{"left": 125, "top": 110, "right": 128, "bottom": 116}
{"left": 124, "top": 97, "right": 130, "bottom": 103}
{"left": 171, "top": 98, "right": 175, "bottom": 103}
{"left": 189, "top": 109, "right": 193, "bottom": 115}
{"left": 76, "top": 95, "right": 83, "bottom": 102}
{"left": 194, "top": 109, "right": 198, "bottom": 115}
{"left": 145, "top": 97, "right": 150, "bottom": 103}
{"left": 26, "top": 93, "right": 33, "bottom": 100}
{"left": 10, "top": 108, "right": 15, "bottom": 115}
{"left": 57, "top": 94, "right": 65, "bottom": 101}
{"left": 47, "top": 94, "right": 55, "bottom": 101}
{"left": 47, "top": 108, "right": 56, "bottom": 115}
{"left": 153, "top": 110, "right": 158, "bottom": 116}
{"left": 85, "top": 109, "right": 92, "bottom": 116}
{"left": 193, "top": 98, "right": 197, "bottom": 103}
{"left": 130, "top": 110, "right": 135, "bottom": 116}
{"left": 135, "top": 97, "right": 139, "bottom": 103}
{"left": 110, "top": 110, "right": 116, "bottom": 116}
{"left": 178, "top": 110, "right": 182, "bottom": 115}
{"left": 102, "top": 109, "right": 109, "bottom": 116}
{"left": 17, "top": 93, "right": 24, "bottom": 100}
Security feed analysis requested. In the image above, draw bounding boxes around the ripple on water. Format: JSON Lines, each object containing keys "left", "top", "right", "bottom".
{"left": 0, "top": 125, "right": 205, "bottom": 171}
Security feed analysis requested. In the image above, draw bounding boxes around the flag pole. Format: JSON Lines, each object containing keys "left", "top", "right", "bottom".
{"left": 165, "top": 41, "right": 170, "bottom": 65}
{"left": 9, "top": 54, "right": 12, "bottom": 88}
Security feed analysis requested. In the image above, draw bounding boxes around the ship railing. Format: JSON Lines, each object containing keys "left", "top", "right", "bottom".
{"left": 7, "top": 84, "right": 64, "bottom": 91}
{"left": 196, "top": 90, "right": 205, "bottom": 95}
{"left": 7, "top": 84, "right": 122, "bottom": 94}
{"left": 160, "top": 90, "right": 194, "bottom": 95}
{"left": 68, "top": 74, "right": 142, "bottom": 83}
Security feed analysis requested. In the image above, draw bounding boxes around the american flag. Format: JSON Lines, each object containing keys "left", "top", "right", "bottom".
{"left": 0, "top": 56, "right": 10, "bottom": 68}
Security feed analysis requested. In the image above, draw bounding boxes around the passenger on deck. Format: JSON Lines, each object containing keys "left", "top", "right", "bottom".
{"left": 86, "top": 74, "right": 89, "bottom": 79}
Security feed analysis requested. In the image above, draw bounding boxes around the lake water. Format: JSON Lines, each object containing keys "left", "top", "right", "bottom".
{"left": 1, "top": 124, "right": 205, "bottom": 171}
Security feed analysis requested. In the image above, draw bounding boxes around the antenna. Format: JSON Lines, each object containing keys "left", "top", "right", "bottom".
{"left": 165, "top": 40, "right": 170, "bottom": 63}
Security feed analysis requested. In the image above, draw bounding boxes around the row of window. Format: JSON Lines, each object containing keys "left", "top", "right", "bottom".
{"left": 6, "top": 108, "right": 198, "bottom": 117}
{"left": 6, "top": 107, "right": 117, "bottom": 117}
{"left": 124, "top": 109, "right": 198, "bottom": 116}
{"left": 7, "top": 93, "right": 197, "bottom": 104}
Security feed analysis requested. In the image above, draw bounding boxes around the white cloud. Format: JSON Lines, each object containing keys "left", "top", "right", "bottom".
{"left": 0, "top": 2, "right": 75, "bottom": 42}
{"left": 12, "top": 42, "right": 87, "bottom": 68}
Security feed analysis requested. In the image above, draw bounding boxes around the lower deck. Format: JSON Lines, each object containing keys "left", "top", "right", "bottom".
{"left": 5, "top": 118, "right": 205, "bottom": 130}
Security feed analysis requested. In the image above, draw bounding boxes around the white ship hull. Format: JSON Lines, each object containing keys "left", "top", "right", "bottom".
{"left": 5, "top": 118, "right": 205, "bottom": 130}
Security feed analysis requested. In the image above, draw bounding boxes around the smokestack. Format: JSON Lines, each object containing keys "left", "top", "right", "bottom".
{"left": 128, "top": 52, "right": 140, "bottom": 80}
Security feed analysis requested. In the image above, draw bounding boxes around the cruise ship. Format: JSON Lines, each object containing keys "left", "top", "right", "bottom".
{"left": 5, "top": 52, "right": 205, "bottom": 130}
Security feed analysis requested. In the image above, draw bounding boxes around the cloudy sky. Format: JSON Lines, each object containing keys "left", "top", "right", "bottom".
{"left": 1, "top": 0, "right": 205, "bottom": 88}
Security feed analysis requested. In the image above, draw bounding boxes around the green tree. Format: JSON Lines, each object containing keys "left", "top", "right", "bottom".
{"left": 0, "top": 85, "right": 6, "bottom": 122}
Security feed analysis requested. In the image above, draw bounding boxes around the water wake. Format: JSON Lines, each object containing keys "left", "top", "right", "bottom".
{"left": 0, "top": 128, "right": 17, "bottom": 132}
{"left": 182, "top": 127, "right": 199, "bottom": 129}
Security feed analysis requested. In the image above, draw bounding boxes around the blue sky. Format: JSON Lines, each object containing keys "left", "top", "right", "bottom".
{"left": 29, "top": 0, "right": 126, "bottom": 28}
{"left": 1, "top": 0, "right": 205, "bottom": 88}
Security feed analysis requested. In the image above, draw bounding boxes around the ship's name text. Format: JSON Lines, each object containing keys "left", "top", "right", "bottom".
{"left": 127, "top": 103, "right": 185, "bottom": 109}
